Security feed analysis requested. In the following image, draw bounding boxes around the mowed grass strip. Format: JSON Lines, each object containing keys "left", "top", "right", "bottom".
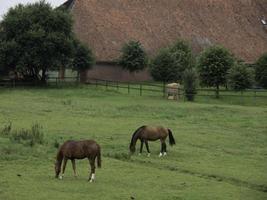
{"left": 0, "top": 86, "right": 266, "bottom": 200}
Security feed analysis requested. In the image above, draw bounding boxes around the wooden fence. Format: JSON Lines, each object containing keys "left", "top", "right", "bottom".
{"left": 1, "top": 77, "right": 267, "bottom": 100}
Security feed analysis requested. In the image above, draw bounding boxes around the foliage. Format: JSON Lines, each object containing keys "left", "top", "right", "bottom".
{"left": 169, "top": 40, "right": 194, "bottom": 81}
{"left": 119, "top": 41, "right": 148, "bottom": 73}
{"left": 197, "top": 45, "right": 235, "bottom": 98}
{"left": 150, "top": 48, "right": 177, "bottom": 82}
{"left": 0, "top": 121, "right": 12, "bottom": 136}
{"left": 255, "top": 53, "right": 267, "bottom": 88}
{"left": 0, "top": 1, "right": 94, "bottom": 83}
{"left": 72, "top": 39, "right": 95, "bottom": 71}
{"left": 8, "top": 123, "right": 44, "bottom": 146}
{"left": 227, "top": 62, "right": 255, "bottom": 91}
{"left": 150, "top": 39, "right": 194, "bottom": 82}
{"left": 183, "top": 68, "right": 198, "bottom": 101}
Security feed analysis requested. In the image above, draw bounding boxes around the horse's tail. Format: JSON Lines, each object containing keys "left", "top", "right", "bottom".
{"left": 168, "top": 129, "right": 176, "bottom": 146}
{"left": 96, "top": 146, "right": 101, "bottom": 168}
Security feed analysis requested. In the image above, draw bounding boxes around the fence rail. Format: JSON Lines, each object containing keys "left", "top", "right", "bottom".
{"left": 1, "top": 77, "right": 267, "bottom": 99}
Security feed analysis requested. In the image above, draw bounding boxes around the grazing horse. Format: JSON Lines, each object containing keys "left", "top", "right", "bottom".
{"left": 129, "top": 126, "right": 175, "bottom": 157}
{"left": 55, "top": 140, "right": 101, "bottom": 182}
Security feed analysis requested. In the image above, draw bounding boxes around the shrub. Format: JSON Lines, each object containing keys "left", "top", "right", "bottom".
{"left": 0, "top": 121, "right": 12, "bottom": 136}
{"left": 150, "top": 39, "right": 194, "bottom": 82}
{"left": 10, "top": 123, "right": 44, "bottom": 146}
{"left": 183, "top": 68, "right": 198, "bottom": 101}
{"left": 227, "top": 62, "right": 255, "bottom": 91}
{"left": 119, "top": 41, "right": 148, "bottom": 73}
{"left": 255, "top": 53, "right": 267, "bottom": 88}
{"left": 197, "top": 45, "right": 235, "bottom": 98}
{"left": 150, "top": 48, "right": 177, "bottom": 82}
{"left": 169, "top": 40, "right": 194, "bottom": 81}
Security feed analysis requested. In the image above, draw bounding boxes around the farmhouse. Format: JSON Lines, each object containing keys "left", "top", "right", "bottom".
{"left": 62, "top": 0, "right": 267, "bottom": 82}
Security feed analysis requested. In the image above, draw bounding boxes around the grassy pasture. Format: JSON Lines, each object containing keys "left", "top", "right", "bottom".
{"left": 0, "top": 86, "right": 266, "bottom": 200}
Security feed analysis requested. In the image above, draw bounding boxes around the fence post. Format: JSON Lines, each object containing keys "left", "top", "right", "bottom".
{"left": 128, "top": 82, "right": 130, "bottom": 94}
{"left": 140, "top": 84, "right": 142, "bottom": 96}
{"left": 163, "top": 82, "right": 166, "bottom": 98}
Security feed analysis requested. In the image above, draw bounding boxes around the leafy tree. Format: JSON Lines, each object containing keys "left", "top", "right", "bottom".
{"left": 197, "top": 45, "right": 235, "bottom": 98}
{"left": 169, "top": 40, "right": 194, "bottom": 81}
{"left": 183, "top": 68, "right": 198, "bottom": 101}
{"left": 72, "top": 40, "right": 95, "bottom": 82}
{"left": 150, "top": 48, "right": 177, "bottom": 82}
{"left": 119, "top": 41, "right": 148, "bottom": 73}
{"left": 0, "top": 1, "right": 94, "bottom": 83}
{"left": 150, "top": 39, "right": 194, "bottom": 82}
{"left": 255, "top": 53, "right": 267, "bottom": 88}
{"left": 227, "top": 62, "right": 254, "bottom": 91}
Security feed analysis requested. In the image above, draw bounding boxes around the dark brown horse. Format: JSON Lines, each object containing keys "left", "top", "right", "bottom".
{"left": 129, "top": 126, "right": 175, "bottom": 157}
{"left": 55, "top": 140, "right": 101, "bottom": 182}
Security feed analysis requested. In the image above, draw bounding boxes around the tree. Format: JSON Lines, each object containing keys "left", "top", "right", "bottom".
{"left": 197, "top": 45, "right": 235, "bottom": 98}
{"left": 183, "top": 68, "right": 198, "bottom": 101}
{"left": 118, "top": 41, "right": 148, "bottom": 73}
{"left": 169, "top": 40, "right": 194, "bottom": 82}
{"left": 73, "top": 40, "right": 95, "bottom": 82}
{"left": 150, "top": 39, "right": 194, "bottom": 82}
{"left": 150, "top": 48, "right": 177, "bottom": 82}
{"left": 0, "top": 1, "right": 94, "bottom": 83}
{"left": 227, "top": 62, "right": 254, "bottom": 91}
{"left": 255, "top": 53, "right": 267, "bottom": 88}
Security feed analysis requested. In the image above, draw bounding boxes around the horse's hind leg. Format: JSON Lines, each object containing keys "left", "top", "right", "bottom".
{"left": 145, "top": 141, "right": 150, "bottom": 157}
{"left": 163, "top": 141, "right": 167, "bottom": 156}
{"left": 71, "top": 159, "right": 77, "bottom": 177}
{"left": 88, "top": 158, "right": 96, "bottom": 182}
{"left": 60, "top": 157, "right": 68, "bottom": 179}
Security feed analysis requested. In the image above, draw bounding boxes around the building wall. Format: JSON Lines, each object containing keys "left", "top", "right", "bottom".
{"left": 85, "top": 63, "right": 152, "bottom": 82}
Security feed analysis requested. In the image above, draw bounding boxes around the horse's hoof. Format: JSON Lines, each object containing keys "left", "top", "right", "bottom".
{"left": 138, "top": 153, "right": 141, "bottom": 156}
{"left": 147, "top": 153, "right": 150, "bottom": 157}
{"left": 159, "top": 153, "right": 163, "bottom": 157}
{"left": 59, "top": 176, "right": 63, "bottom": 180}
{"left": 163, "top": 152, "right": 167, "bottom": 156}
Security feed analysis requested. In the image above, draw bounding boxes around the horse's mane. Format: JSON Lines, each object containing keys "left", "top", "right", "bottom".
{"left": 130, "top": 125, "right": 146, "bottom": 146}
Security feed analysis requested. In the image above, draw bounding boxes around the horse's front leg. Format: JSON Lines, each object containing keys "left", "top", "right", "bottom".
{"left": 71, "top": 159, "right": 77, "bottom": 177}
{"left": 145, "top": 141, "right": 150, "bottom": 157}
{"left": 60, "top": 157, "right": 68, "bottom": 179}
{"left": 88, "top": 158, "right": 96, "bottom": 182}
{"left": 139, "top": 140, "right": 144, "bottom": 156}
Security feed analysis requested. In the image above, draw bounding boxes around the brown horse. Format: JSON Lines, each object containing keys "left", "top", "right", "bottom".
{"left": 55, "top": 140, "right": 101, "bottom": 182}
{"left": 129, "top": 126, "right": 176, "bottom": 157}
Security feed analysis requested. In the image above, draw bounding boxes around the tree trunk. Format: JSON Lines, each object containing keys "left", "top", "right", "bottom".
{"left": 215, "top": 84, "right": 220, "bottom": 98}
{"left": 59, "top": 66, "right": 65, "bottom": 80}
{"left": 79, "top": 69, "right": 87, "bottom": 83}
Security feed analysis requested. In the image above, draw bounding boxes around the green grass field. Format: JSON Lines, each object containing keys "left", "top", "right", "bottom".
{"left": 0, "top": 86, "right": 266, "bottom": 200}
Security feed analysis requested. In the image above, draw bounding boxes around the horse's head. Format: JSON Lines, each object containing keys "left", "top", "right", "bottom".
{"left": 129, "top": 143, "right": 136, "bottom": 154}
{"left": 54, "top": 161, "right": 61, "bottom": 178}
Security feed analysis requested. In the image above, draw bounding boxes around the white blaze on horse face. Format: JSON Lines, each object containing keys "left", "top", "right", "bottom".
{"left": 159, "top": 152, "right": 163, "bottom": 157}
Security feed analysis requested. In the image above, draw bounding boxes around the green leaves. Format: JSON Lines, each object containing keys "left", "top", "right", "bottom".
{"left": 0, "top": 1, "right": 93, "bottom": 83}
{"left": 150, "top": 39, "right": 194, "bottom": 82}
{"left": 227, "top": 63, "right": 254, "bottom": 91}
{"left": 255, "top": 53, "right": 267, "bottom": 88}
{"left": 119, "top": 41, "right": 148, "bottom": 73}
{"left": 197, "top": 45, "right": 235, "bottom": 88}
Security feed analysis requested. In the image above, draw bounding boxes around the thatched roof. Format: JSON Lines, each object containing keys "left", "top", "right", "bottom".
{"left": 66, "top": 0, "right": 267, "bottom": 63}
